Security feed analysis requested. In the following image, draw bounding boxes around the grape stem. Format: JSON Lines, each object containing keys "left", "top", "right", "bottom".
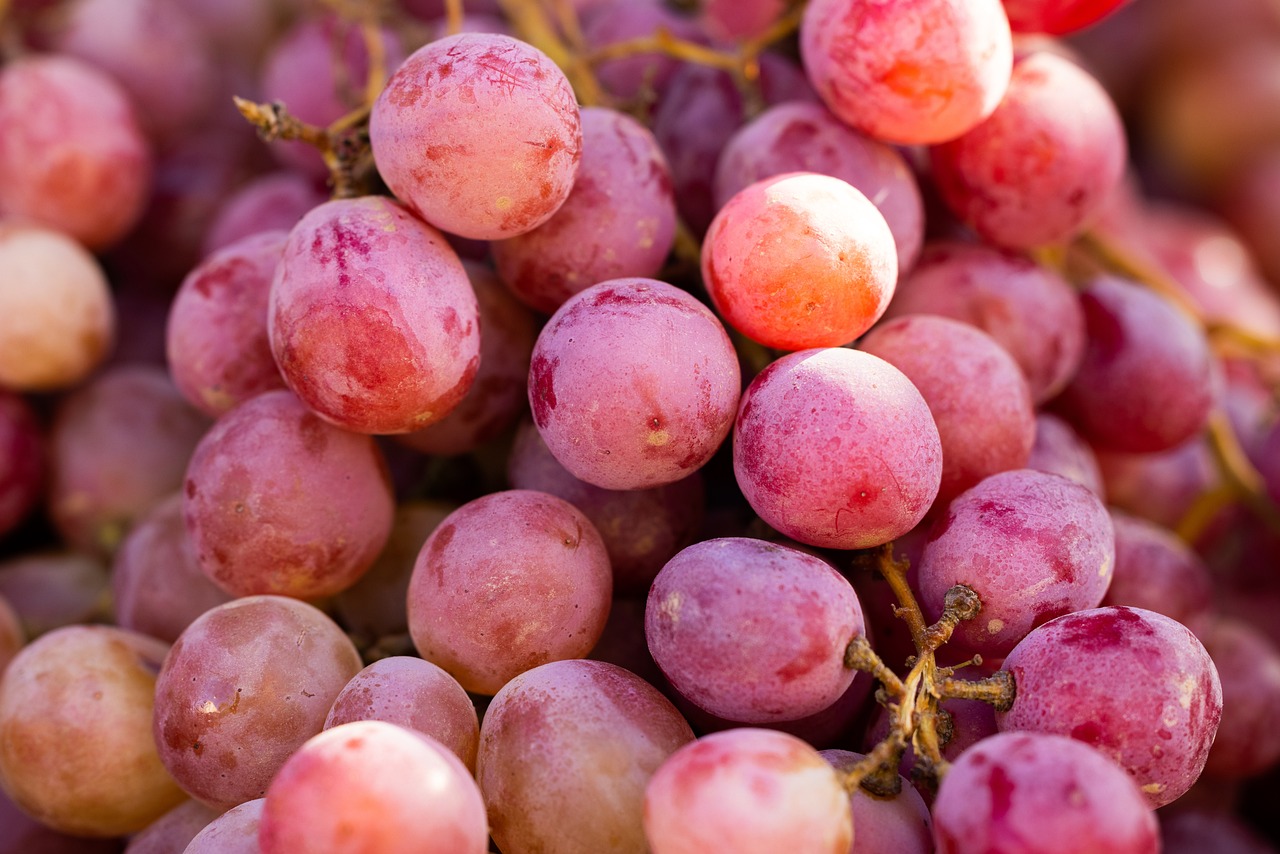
{"left": 840, "top": 545, "right": 1015, "bottom": 796}
{"left": 232, "top": 97, "right": 373, "bottom": 199}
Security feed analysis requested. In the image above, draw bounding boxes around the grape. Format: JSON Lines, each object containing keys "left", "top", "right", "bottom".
{"left": 202, "top": 173, "right": 326, "bottom": 257}
{"left": 325, "top": 657, "right": 480, "bottom": 772}
{"left": 931, "top": 50, "right": 1126, "bottom": 249}
{"left": 1027, "top": 413, "right": 1105, "bottom": 497}
{"left": 0, "top": 391, "right": 42, "bottom": 539}
{"left": 0, "top": 626, "right": 183, "bottom": 836}
{"left": 1196, "top": 617, "right": 1280, "bottom": 779}
{"left": 1002, "top": 0, "right": 1129, "bottom": 34}
{"left": 0, "top": 223, "right": 114, "bottom": 391}
{"left": 998, "top": 606, "right": 1223, "bottom": 807}
{"left": 0, "top": 552, "right": 111, "bottom": 637}
{"left": 492, "top": 106, "right": 677, "bottom": 315}
{"left": 1160, "top": 809, "right": 1279, "bottom": 854}
{"left": 643, "top": 728, "right": 852, "bottom": 854}
{"left": 395, "top": 261, "right": 537, "bottom": 456}
{"left": 1055, "top": 275, "right": 1214, "bottom": 453}
{"left": 478, "top": 659, "right": 695, "bottom": 854}
{"left": 702, "top": 0, "right": 786, "bottom": 42}
{"left": 1096, "top": 438, "right": 1218, "bottom": 531}
{"left": 883, "top": 241, "right": 1085, "bottom": 403}
{"left": 646, "top": 537, "right": 864, "bottom": 723}
{"left": 259, "top": 722, "right": 487, "bottom": 854}
{"left": 407, "top": 490, "right": 612, "bottom": 695}
{"left": 714, "top": 101, "right": 924, "bottom": 273}
{"left": 859, "top": 315, "right": 1035, "bottom": 506}
{"left": 734, "top": 347, "right": 942, "bottom": 549}
{"left": 183, "top": 798, "right": 263, "bottom": 854}
{"left": 917, "top": 469, "right": 1114, "bottom": 657}
{"left": 702, "top": 172, "right": 898, "bottom": 350}
{"left": 370, "top": 33, "right": 582, "bottom": 240}
{"left": 862, "top": 690, "right": 1000, "bottom": 785}
{"left": 932, "top": 732, "right": 1159, "bottom": 854}
{"left": 587, "top": 596, "right": 668, "bottom": 693}
{"left": 182, "top": 389, "right": 394, "bottom": 598}
{"left": 0, "top": 596, "right": 20, "bottom": 676}
{"left": 166, "top": 230, "right": 288, "bottom": 418}
{"left": 821, "top": 750, "right": 933, "bottom": 854}
{"left": 153, "top": 595, "right": 363, "bottom": 810}
{"left": 507, "top": 420, "right": 705, "bottom": 595}
{"left": 0, "top": 787, "right": 124, "bottom": 854}
{"left": 529, "top": 279, "right": 740, "bottom": 490}
{"left": 123, "top": 799, "right": 219, "bottom": 854}
{"left": 1102, "top": 512, "right": 1213, "bottom": 631}
{"left": 0, "top": 55, "right": 151, "bottom": 250}
{"left": 48, "top": 365, "right": 210, "bottom": 556}
{"left": 582, "top": 1, "right": 703, "bottom": 103}
{"left": 269, "top": 196, "right": 481, "bottom": 434}
{"left": 111, "top": 494, "right": 233, "bottom": 644}
{"left": 800, "top": 0, "right": 1013, "bottom": 145}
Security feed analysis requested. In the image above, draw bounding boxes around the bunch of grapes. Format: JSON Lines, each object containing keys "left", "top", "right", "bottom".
{"left": 1, "top": 0, "right": 1280, "bottom": 852}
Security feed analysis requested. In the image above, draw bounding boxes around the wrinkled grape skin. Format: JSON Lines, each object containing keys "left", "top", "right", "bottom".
{"left": 167, "top": 230, "right": 289, "bottom": 418}
{"left": 0, "top": 55, "right": 150, "bottom": 250}
{"left": 884, "top": 241, "right": 1085, "bottom": 403}
{"left": 644, "top": 728, "right": 852, "bottom": 854}
{"left": 1102, "top": 513, "right": 1213, "bottom": 631}
{"left": 508, "top": 420, "right": 706, "bottom": 596}
{"left": 395, "top": 262, "right": 537, "bottom": 456}
{"left": 1056, "top": 276, "right": 1214, "bottom": 453}
{"left": 529, "top": 279, "right": 741, "bottom": 491}
{"left": 259, "top": 722, "right": 488, "bottom": 854}
{"left": 407, "top": 490, "right": 613, "bottom": 695}
{"left": 183, "top": 798, "right": 263, "bottom": 854}
{"left": 111, "top": 494, "right": 234, "bottom": 644}
{"left": 932, "top": 732, "right": 1159, "bottom": 854}
{"left": 714, "top": 102, "right": 924, "bottom": 273}
{"left": 931, "top": 51, "right": 1126, "bottom": 249}
{"left": 153, "top": 596, "right": 363, "bottom": 810}
{"left": 123, "top": 799, "right": 219, "bottom": 854}
{"left": 1027, "top": 412, "right": 1105, "bottom": 496}
{"left": 49, "top": 365, "right": 210, "bottom": 556}
{"left": 478, "top": 660, "right": 695, "bottom": 854}
{"left": 0, "top": 224, "right": 114, "bottom": 392}
{"left": 325, "top": 657, "right": 480, "bottom": 772}
{"left": 734, "top": 348, "right": 942, "bottom": 549}
{"left": 202, "top": 173, "right": 327, "bottom": 257}
{"left": 860, "top": 316, "right": 1035, "bottom": 507}
{"left": 493, "top": 107, "right": 677, "bottom": 315}
{"left": 917, "top": 470, "right": 1114, "bottom": 657}
{"left": 269, "top": 196, "right": 481, "bottom": 435}
{"left": 371, "top": 33, "right": 582, "bottom": 240}
{"left": 183, "top": 390, "right": 395, "bottom": 598}
{"left": 821, "top": 750, "right": 933, "bottom": 854}
{"left": 0, "top": 391, "right": 42, "bottom": 539}
{"left": 998, "top": 606, "right": 1223, "bottom": 807}
{"left": 646, "top": 538, "right": 864, "bottom": 723}
{"left": 702, "top": 172, "right": 898, "bottom": 351}
{"left": 1197, "top": 617, "right": 1280, "bottom": 780}
{"left": 800, "top": 0, "right": 1013, "bottom": 145}
{"left": 0, "top": 626, "right": 183, "bottom": 837}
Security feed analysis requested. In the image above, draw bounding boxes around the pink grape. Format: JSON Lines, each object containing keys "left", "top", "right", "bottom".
{"left": 800, "top": 0, "right": 1014, "bottom": 145}
{"left": 324, "top": 657, "right": 480, "bottom": 772}
{"left": 1027, "top": 412, "right": 1105, "bottom": 497}
{"left": 0, "top": 223, "right": 114, "bottom": 391}
{"left": 714, "top": 101, "right": 924, "bottom": 273}
{"left": 202, "top": 172, "right": 327, "bottom": 257}
{"left": 123, "top": 799, "right": 219, "bottom": 854}
{"left": 259, "top": 722, "right": 488, "bottom": 854}
{"left": 821, "top": 750, "right": 933, "bottom": 854}
{"left": 932, "top": 731, "right": 1159, "bottom": 854}
{"left": 0, "top": 551, "right": 110, "bottom": 637}
{"left": 583, "top": 1, "right": 703, "bottom": 103}
{"left": 646, "top": 537, "right": 864, "bottom": 723}
{"left": 1003, "top": 0, "right": 1130, "bottom": 34}
{"left": 1102, "top": 512, "right": 1213, "bottom": 631}
{"left": 478, "top": 659, "right": 695, "bottom": 854}
{"left": 702, "top": 0, "right": 786, "bottom": 42}
{"left": 883, "top": 241, "right": 1085, "bottom": 403}
{"left": 153, "top": 595, "right": 363, "bottom": 810}
{"left": 702, "top": 172, "right": 898, "bottom": 351}
{"left": 269, "top": 196, "right": 481, "bottom": 435}
{"left": 1096, "top": 439, "right": 1218, "bottom": 532}
{"left": 183, "top": 799, "right": 263, "bottom": 854}
{"left": 1160, "top": 809, "right": 1279, "bottom": 854}
{"left": 1197, "top": 617, "right": 1280, "bottom": 780}
{"left": 370, "top": 33, "right": 582, "bottom": 240}
{"left": 998, "top": 606, "right": 1223, "bottom": 807}
{"left": 916, "top": 469, "right": 1115, "bottom": 657}
{"left": 734, "top": 347, "right": 942, "bottom": 549}
{"left": 167, "top": 229, "right": 289, "bottom": 418}
{"left": 930, "top": 50, "right": 1127, "bottom": 249}
{"left": 859, "top": 315, "right": 1035, "bottom": 506}
{"left": 0, "top": 55, "right": 150, "bottom": 250}
{"left": 1055, "top": 275, "right": 1214, "bottom": 453}
{"left": 529, "top": 278, "right": 740, "bottom": 490}
{"left": 644, "top": 728, "right": 852, "bottom": 854}
{"left": 0, "top": 626, "right": 183, "bottom": 836}
{"left": 407, "top": 490, "right": 612, "bottom": 695}
{"left": 492, "top": 106, "right": 677, "bottom": 315}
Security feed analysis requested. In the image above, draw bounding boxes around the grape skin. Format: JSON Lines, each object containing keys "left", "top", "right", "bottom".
{"left": 183, "top": 798, "right": 264, "bottom": 854}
